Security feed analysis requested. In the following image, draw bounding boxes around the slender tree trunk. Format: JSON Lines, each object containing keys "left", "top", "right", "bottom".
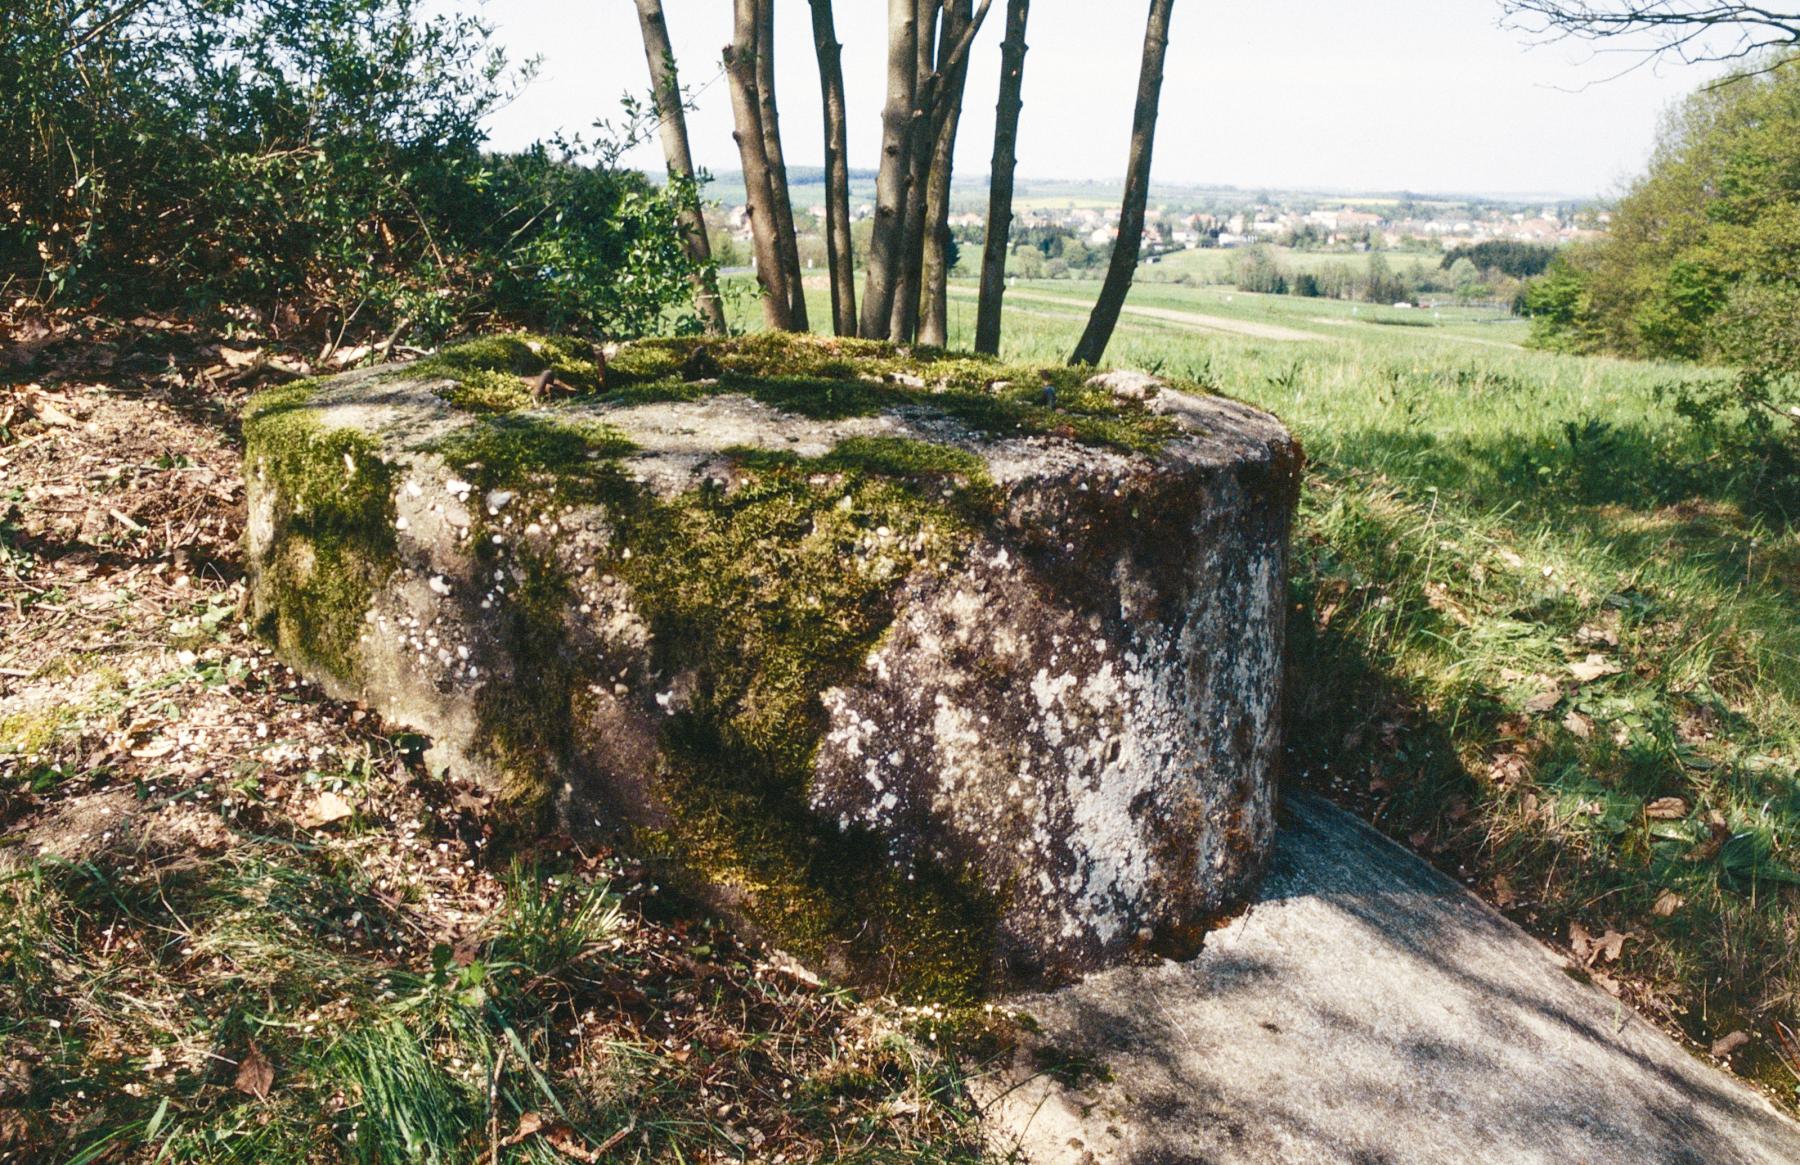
{"left": 755, "top": 0, "right": 809, "bottom": 331}
{"left": 1070, "top": 0, "right": 1175, "bottom": 366}
{"left": 808, "top": 0, "right": 857, "bottom": 336}
{"left": 975, "top": 0, "right": 1030, "bottom": 356}
{"left": 888, "top": 0, "right": 942, "bottom": 343}
{"left": 724, "top": 0, "right": 794, "bottom": 330}
{"left": 919, "top": 0, "right": 975, "bottom": 349}
{"left": 860, "top": 0, "right": 918, "bottom": 339}
{"left": 631, "top": 0, "right": 727, "bottom": 335}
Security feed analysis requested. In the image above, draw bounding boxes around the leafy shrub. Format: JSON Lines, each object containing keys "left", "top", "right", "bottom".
{"left": 0, "top": 0, "right": 702, "bottom": 343}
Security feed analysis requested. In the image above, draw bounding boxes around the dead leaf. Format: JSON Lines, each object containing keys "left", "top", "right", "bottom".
{"left": 1711, "top": 1031, "right": 1751, "bottom": 1058}
{"left": 218, "top": 346, "right": 262, "bottom": 369}
{"left": 1562, "top": 711, "right": 1593, "bottom": 738}
{"left": 1567, "top": 654, "right": 1623, "bottom": 684}
{"left": 1644, "top": 797, "right": 1689, "bottom": 820}
{"left": 1523, "top": 686, "right": 1564, "bottom": 714}
{"left": 1575, "top": 622, "right": 1620, "bottom": 648}
{"left": 1594, "top": 928, "right": 1630, "bottom": 963}
{"left": 1489, "top": 751, "right": 1531, "bottom": 787}
{"left": 299, "top": 790, "right": 354, "bottom": 828}
{"left": 499, "top": 1112, "right": 622, "bottom": 1163}
{"left": 500, "top": 1112, "right": 549, "bottom": 1148}
{"left": 235, "top": 1043, "right": 274, "bottom": 1099}
{"left": 130, "top": 737, "right": 177, "bottom": 760}
{"left": 1653, "top": 890, "right": 1684, "bottom": 917}
{"left": 1492, "top": 874, "right": 1517, "bottom": 908}
{"left": 1569, "top": 921, "right": 1594, "bottom": 964}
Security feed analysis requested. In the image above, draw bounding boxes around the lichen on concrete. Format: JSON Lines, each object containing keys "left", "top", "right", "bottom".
{"left": 243, "top": 332, "right": 1301, "bottom": 999}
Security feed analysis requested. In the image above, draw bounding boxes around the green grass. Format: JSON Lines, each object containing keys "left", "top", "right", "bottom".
{"left": 734, "top": 276, "right": 1800, "bottom": 1101}
{"left": 1, "top": 825, "right": 989, "bottom": 1161}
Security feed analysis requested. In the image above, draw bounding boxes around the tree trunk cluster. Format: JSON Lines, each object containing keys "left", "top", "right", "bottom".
{"left": 629, "top": 0, "right": 1176, "bottom": 367}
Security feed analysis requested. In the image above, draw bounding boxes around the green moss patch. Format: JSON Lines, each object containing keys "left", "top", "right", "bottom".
{"left": 406, "top": 332, "right": 606, "bottom": 413}
{"left": 420, "top": 387, "right": 1007, "bottom": 994}
{"left": 425, "top": 332, "right": 1184, "bottom": 454}
{"left": 611, "top": 446, "right": 1002, "bottom": 1000}
{"left": 244, "top": 381, "right": 397, "bottom": 683}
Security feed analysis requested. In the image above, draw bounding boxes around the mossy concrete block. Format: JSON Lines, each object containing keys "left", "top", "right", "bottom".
{"left": 242, "top": 336, "right": 1301, "bottom": 995}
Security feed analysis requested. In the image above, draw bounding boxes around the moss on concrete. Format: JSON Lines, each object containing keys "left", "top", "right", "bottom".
{"left": 420, "top": 376, "right": 1009, "bottom": 993}
{"left": 243, "top": 381, "right": 397, "bottom": 684}
{"left": 247, "top": 332, "right": 1221, "bottom": 996}
{"left": 406, "top": 333, "right": 606, "bottom": 413}
{"left": 425, "top": 332, "right": 1183, "bottom": 454}
{"left": 610, "top": 445, "right": 1003, "bottom": 1000}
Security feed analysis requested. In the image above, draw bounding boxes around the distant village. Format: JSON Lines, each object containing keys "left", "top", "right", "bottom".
{"left": 715, "top": 180, "right": 1605, "bottom": 264}
{"left": 947, "top": 201, "right": 1606, "bottom": 253}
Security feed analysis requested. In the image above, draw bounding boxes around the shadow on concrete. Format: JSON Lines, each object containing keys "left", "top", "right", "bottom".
{"left": 981, "top": 797, "right": 1800, "bottom": 1165}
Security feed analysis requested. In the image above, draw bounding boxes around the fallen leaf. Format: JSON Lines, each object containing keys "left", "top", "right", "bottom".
{"left": 1562, "top": 711, "right": 1593, "bottom": 738}
{"left": 1523, "top": 686, "right": 1564, "bottom": 714}
{"left": 1595, "top": 928, "right": 1630, "bottom": 963}
{"left": 1712, "top": 1031, "right": 1751, "bottom": 1058}
{"left": 299, "top": 790, "right": 354, "bottom": 828}
{"left": 218, "top": 346, "right": 262, "bottom": 369}
{"left": 1489, "top": 751, "right": 1531, "bottom": 787}
{"left": 1567, "top": 654, "right": 1623, "bottom": 683}
{"left": 1575, "top": 623, "right": 1620, "bottom": 648}
{"left": 130, "top": 738, "right": 177, "bottom": 760}
{"left": 1569, "top": 921, "right": 1594, "bottom": 964}
{"left": 1644, "top": 797, "right": 1689, "bottom": 820}
{"left": 499, "top": 1112, "right": 620, "bottom": 1163}
{"left": 500, "top": 1112, "right": 549, "bottom": 1148}
{"left": 234, "top": 1043, "right": 274, "bottom": 1099}
{"left": 1492, "top": 874, "right": 1517, "bottom": 908}
{"left": 1653, "top": 890, "right": 1684, "bottom": 917}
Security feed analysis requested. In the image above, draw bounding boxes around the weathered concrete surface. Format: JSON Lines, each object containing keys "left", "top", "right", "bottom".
{"left": 980, "top": 795, "right": 1800, "bottom": 1164}
{"left": 243, "top": 341, "right": 1301, "bottom": 991}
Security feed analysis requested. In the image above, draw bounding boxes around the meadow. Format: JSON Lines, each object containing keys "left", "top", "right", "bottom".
{"left": 1131, "top": 243, "right": 1447, "bottom": 286}
{"left": 739, "top": 275, "right": 1800, "bottom": 1098}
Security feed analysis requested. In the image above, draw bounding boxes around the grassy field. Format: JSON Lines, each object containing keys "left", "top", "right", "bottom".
{"left": 739, "top": 277, "right": 1800, "bottom": 1101}
{"left": 1134, "top": 244, "right": 1447, "bottom": 285}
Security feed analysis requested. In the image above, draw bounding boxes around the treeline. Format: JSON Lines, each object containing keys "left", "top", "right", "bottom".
{"left": 0, "top": 0, "right": 705, "bottom": 346}
{"left": 1524, "top": 57, "right": 1799, "bottom": 365}
{"left": 1211, "top": 245, "right": 1537, "bottom": 306}
{"left": 1523, "top": 56, "right": 1798, "bottom": 491}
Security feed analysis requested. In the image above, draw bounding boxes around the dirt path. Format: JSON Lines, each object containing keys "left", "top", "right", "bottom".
{"left": 949, "top": 286, "right": 1325, "bottom": 342}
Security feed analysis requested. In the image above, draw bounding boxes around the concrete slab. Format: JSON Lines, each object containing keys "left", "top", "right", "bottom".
{"left": 979, "top": 796, "right": 1800, "bottom": 1164}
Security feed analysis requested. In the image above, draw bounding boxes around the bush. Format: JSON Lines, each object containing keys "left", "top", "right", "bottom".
{"left": 0, "top": 0, "right": 702, "bottom": 343}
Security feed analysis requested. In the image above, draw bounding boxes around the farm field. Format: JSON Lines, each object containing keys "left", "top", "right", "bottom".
{"left": 1133, "top": 243, "right": 1450, "bottom": 285}
{"left": 733, "top": 277, "right": 1800, "bottom": 1100}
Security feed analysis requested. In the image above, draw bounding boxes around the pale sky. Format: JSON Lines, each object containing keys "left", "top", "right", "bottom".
{"left": 461, "top": 1, "right": 1737, "bottom": 199}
